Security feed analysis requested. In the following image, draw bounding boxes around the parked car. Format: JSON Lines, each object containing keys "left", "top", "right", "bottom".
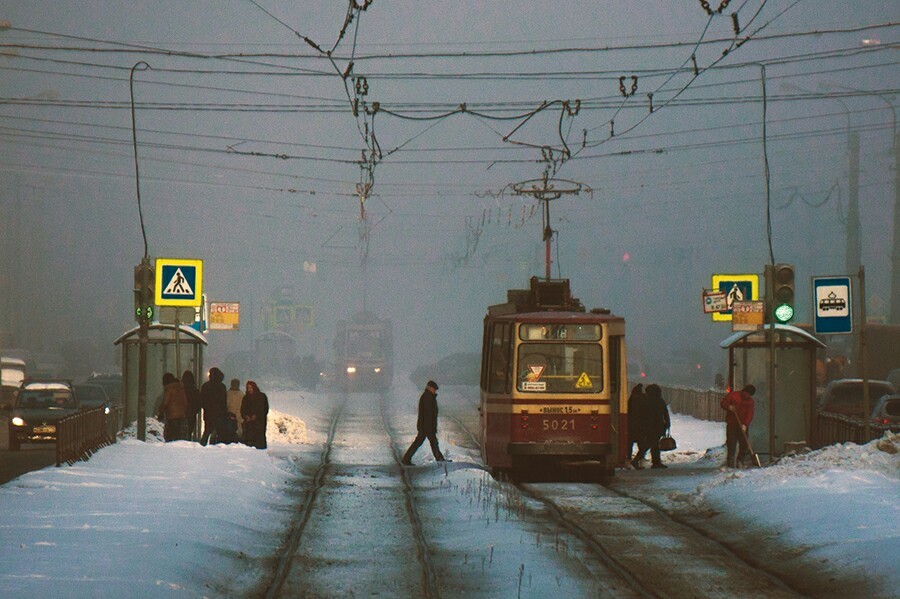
{"left": 818, "top": 378, "right": 895, "bottom": 418}
{"left": 7, "top": 380, "right": 80, "bottom": 450}
{"left": 870, "top": 394, "right": 900, "bottom": 430}
{"left": 73, "top": 383, "right": 112, "bottom": 413}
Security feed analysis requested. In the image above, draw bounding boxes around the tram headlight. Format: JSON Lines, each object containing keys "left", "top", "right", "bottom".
{"left": 346, "top": 366, "right": 357, "bottom": 374}
{"left": 373, "top": 367, "right": 382, "bottom": 373}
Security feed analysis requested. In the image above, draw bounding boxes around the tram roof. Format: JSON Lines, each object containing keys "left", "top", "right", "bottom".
{"left": 488, "top": 310, "right": 624, "bottom": 324}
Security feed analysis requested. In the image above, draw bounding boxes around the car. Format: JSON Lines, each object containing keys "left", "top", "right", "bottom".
{"left": 1, "top": 357, "right": 27, "bottom": 409}
{"left": 870, "top": 394, "right": 900, "bottom": 430}
{"left": 818, "top": 378, "right": 895, "bottom": 418}
{"left": 887, "top": 369, "right": 900, "bottom": 393}
{"left": 83, "top": 373, "right": 123, "bottom": 406}
{"left": 7, "top": 380, "right": 80, "bottom": 451}
{"left": 73, "top": 383, "right": 112, "bottom": 412}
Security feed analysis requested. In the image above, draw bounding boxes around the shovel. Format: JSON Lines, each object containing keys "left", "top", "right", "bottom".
{"left": 737, "top": 423, "right": 762, "bottom": 468}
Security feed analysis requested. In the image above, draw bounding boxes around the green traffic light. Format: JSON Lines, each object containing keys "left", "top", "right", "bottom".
{"left": 774, "top": 303, "right": 794, "bottom": 323}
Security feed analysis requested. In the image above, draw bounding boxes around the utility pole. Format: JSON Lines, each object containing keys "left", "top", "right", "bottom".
{"left": 846, "top": 131, "right": 861, "bottom": 276}
{"left": 891, "top": 131, "right": 900, "bottom": 324}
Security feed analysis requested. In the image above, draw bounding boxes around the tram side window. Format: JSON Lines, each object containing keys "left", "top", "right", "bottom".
{"left": 488, "top": 323, "right": 512, "bottom": 394}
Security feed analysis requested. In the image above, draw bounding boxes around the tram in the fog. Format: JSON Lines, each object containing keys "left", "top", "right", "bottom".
{"left": 333, "top": 312, "right": 394, "bottom": 391}
{"left": 479, "top": 277, "right": 628, "bottom": 480}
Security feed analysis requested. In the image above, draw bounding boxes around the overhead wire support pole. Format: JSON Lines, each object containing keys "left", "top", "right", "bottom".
{"left": 511, "top": 176, "right": 588, "bottom": 281}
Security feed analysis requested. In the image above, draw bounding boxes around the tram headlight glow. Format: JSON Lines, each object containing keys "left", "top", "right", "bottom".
{"left": 346, "top": 366, "right": 357, "bottom": 374}
{"left": 373, "top": 367, "right": 382, "bottom": 373}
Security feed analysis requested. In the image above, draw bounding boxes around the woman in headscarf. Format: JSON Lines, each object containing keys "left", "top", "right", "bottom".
{"left": 240, "top": 380, "right": 269, "bottom": 449}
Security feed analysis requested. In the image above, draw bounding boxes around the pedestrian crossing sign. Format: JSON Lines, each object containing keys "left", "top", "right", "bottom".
{"left": 155, "top": 258, "right": 203, "bottom": 307}
{"left": 710, "top": 274, "right": 759, "bottom": 322}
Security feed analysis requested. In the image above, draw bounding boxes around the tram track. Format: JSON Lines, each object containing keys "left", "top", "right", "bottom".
{"left": 444, "top": 404, "right": 809, "bottom": 598}
{"left": 263, "top": 391, "right": 440, "bottom": 599}
{"left": 264, "top": 393, "right": 348, "bottom": 599}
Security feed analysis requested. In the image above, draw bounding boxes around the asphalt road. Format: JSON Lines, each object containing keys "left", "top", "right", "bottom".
{"left": 0, "top": 413, "right": 57, "bottom": 484}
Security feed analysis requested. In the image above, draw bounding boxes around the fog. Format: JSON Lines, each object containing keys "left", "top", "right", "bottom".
{"left": 1, "top": 1, "right": 897, "bottom": 384}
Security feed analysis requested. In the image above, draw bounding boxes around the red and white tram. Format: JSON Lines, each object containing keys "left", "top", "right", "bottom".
{"left": 479, "top": 278, "right": 628, "bottom": 480}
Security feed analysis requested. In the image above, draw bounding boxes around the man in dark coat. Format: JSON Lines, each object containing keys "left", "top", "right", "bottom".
{"left": 199, "top": 367, "right": 227, "bottom": 445}
{"left": 721, "top": 384, "right": 756, "bottom": 467}
{"left": 401, "top": 380, "right": 446, "bottom": 465}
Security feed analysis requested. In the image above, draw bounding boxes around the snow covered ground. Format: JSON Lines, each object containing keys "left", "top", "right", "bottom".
{"left": 0, "top": 382, "right": 897, "bottom": 598}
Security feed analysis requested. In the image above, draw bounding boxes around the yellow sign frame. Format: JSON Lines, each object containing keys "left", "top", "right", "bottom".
{"left": 155, "top": 258, "right": 203, "bottom": 307}
{"left": 711, "top": 273, "right": 759, "bottom": 321}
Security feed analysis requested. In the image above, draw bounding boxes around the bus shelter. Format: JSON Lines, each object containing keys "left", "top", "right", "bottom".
{"left": 114, "top": 324, "right": 207, "bottom": 428}
{"left": 720, "top": 324, "right": 825, "bottom": 459}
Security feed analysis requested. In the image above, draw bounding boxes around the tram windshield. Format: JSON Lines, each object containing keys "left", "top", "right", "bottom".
{"left": 516, "top": 343, "right": 603, "bottom": 393}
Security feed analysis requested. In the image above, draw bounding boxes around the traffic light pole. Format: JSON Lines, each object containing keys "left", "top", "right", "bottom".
{"left": 137, "top": 258, "right": 150, "bottom": 441}
{"left": 765, "top": 263, "right": 775, "bottom": 461}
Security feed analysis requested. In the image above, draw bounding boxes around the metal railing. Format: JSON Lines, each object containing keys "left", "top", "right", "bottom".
{"left": 56, "top": 405, "right": 124, "bottom": 466}
{"left": 813, "top": 411, "right": 898, "bottom": 448}
{"left": 638, "top": 381, "right": 898, "bottom": 448}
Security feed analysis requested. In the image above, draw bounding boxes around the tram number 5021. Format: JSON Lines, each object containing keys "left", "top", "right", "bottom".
{"left": 543, "top": 419, "right": 575, "bottom": 431}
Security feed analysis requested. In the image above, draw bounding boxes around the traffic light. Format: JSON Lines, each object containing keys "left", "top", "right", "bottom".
{"left": 773, "top": 263, "right": 795, "bottom": 323}
{"left": 133, "top": 263, "right": 155, "bottom": 323}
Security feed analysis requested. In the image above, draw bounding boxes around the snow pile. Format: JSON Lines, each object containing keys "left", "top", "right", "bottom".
{"left": 267, "top": 408, "right": 310, "bottom": 445}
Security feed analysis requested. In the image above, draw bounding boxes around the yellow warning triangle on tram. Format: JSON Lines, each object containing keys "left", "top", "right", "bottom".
{"left": 575, "top": 372, "right": 593, "bottom": 389}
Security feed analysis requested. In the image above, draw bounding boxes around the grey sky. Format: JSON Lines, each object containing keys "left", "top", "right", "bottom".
{"left": 1, "top": 1, "right": 897, "bottom": 378}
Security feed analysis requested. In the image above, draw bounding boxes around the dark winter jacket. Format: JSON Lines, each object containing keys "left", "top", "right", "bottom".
{"left": 644, "top": 384, "right": 671, "bottom": 437}
{"left": 627, "top": 384, "right": 644, "bottom": 441}
{"left": 182, "top": 371, "right": 201, "bottom": 420}
{"left": 416, "top": 388, "right": 439, "bottom": 434}
{"left": 240, "top": 390, "right": 269, "bottom": 449}
{"left": 721, "top": 389, "right": 754, "bottom": 427}
{"left": 199, "top": 367, "right": 227, "bottom": 424}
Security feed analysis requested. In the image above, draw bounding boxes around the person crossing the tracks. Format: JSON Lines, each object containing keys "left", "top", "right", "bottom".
{"left": 721, "top": 384, "right": 756, "bottom": 468}
{"left": 401, "top": 380, "right": 448, "bottom": 465}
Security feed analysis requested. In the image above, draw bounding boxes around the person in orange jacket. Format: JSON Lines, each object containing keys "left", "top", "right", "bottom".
{"left": 720, "top": 384, "right": 756, "bottom": 468}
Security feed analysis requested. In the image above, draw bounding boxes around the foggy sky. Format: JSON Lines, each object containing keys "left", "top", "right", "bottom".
{"left": 1, "top": 1, "right": 898, "bottom": 381}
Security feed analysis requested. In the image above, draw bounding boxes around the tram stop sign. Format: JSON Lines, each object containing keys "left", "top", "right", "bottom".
{"left": 813, "top": 276, "right": 852, "bottom": 334}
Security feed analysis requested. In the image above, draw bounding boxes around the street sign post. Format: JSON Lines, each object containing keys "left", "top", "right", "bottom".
{"left": 813, "top": 276, "right": 853, "bottom": 334}
{"left": 155, "top": 258, "right": 203, "bottom": 307}
{"left": 711, "top": 274, "right": 760, "bottom": 322}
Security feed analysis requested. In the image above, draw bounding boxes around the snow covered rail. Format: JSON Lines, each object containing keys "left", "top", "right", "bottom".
{"left": 650, "top": 383, "right": 726, "bottom": 422}
{"left": 55, "top": 405, "right": 122, "bottom": 466}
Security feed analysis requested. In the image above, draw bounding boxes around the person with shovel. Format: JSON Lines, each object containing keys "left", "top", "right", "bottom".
{"left": 721, "top": 384, "right": 756, "bottom": 468}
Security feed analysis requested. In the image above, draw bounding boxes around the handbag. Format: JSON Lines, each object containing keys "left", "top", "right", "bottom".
{"left": 659, "top": 430, "right": 677, "bottom": 451}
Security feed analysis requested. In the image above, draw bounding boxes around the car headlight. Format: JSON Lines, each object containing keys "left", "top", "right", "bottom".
{"left": 11, "top": 416, "right": 25, "bottom": 427}
{"left": 346, "top": 366, "right": 357, "bottom": 374}
{"left": 373, "top": 367, "right": 382, "bottom": 373}
{"left": 104, "top": 406, "right": 111, "bottom": 415}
